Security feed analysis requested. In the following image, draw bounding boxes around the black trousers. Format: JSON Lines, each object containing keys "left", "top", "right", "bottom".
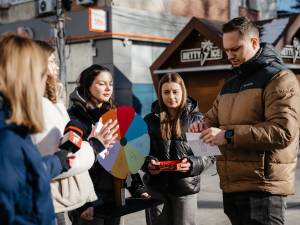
{"left": 223, "top": 192, "right": 287, "bottom": 225}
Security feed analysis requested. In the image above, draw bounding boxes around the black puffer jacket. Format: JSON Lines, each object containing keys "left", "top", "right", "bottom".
{"left": 68, "top": 88, "right": 146, "bottom": 196}
{"left": 143, "top": 97, "right": 214, "bottom": 196}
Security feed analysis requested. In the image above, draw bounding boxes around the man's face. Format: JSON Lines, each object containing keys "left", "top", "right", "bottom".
{"left": 223, "top": 30, "right": 258, "bottom": 67}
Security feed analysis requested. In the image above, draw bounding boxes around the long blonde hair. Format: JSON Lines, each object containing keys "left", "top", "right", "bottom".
{"left": 158, "top": 73, "right": 187, "bottom": 140}
{"left": 35, "top": 40, "right": 58, "bottom": 103}
{"left": 0, "top": 34, "right": 48, "bottom": 133}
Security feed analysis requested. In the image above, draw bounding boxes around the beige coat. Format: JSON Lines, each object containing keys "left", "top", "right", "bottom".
{"left": 32, "top": 97, "right": 97, "bottom": 213}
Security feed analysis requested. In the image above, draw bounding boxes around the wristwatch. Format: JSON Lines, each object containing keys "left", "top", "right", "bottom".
{"left": 224, "top": 129, "right": 234, "bottom": 144}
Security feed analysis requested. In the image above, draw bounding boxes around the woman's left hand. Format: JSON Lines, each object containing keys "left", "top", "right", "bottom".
{"left": 177, "top": 158, "right": 191, "bottom": 173}
{"left": 140, "top": 192, "right": 151, "bottom": 199}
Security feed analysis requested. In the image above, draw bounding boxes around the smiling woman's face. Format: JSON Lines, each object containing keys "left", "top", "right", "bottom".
{"left": 89, "top": 71, "right": 113, "bottom": 103}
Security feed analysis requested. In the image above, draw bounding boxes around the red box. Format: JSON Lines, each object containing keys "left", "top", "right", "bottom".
{"left": 157, "top": 160, "right": 181, "bottom": 171}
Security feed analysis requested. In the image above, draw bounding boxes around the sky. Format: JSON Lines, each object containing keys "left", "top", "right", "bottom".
{"left": 277, "top": 0, "right": 300, "bottom": 12}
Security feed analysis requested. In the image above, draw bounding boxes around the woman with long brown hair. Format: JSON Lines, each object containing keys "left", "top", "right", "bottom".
{"left": 143, "top": 73, "right": 214, "bottom": 225}
{"left": 68, "top": 64, "right": 148, "bottom": 225}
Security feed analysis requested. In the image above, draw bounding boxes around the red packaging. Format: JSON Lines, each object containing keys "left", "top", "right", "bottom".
{"left": 157, "top": 160, "right": 181, "bottom": 171}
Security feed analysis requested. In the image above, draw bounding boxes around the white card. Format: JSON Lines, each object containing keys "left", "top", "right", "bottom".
{"left": 186, "top": 132, "right": 221, "bottom": 156}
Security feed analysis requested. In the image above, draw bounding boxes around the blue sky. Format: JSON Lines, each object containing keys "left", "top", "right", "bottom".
{"left": 277, "top": 0, "right": 300, "bottom": 12}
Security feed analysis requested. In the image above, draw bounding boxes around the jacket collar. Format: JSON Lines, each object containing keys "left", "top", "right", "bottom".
{"left": 0, "top": 94, "right": 29, "bottom": 135}
{"left": 234, "top": 43, "right": 284, "bottom": 79}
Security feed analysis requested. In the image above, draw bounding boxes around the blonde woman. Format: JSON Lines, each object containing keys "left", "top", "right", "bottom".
{"left": 0, "top": 34, "right": 72, "bottom": 224}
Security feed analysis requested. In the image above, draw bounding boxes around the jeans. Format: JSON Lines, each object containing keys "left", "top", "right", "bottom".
{"left": 223, "top": 192, "right": 287, "bottom": 225}
{"left": 145, "top": 186, "right": 197, "bottom": 225}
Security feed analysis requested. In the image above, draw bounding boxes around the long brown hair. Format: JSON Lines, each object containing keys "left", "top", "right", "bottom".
{"left": 0, "top": 34, "right": 48, "bottom": 133}
{"left": 158, "top": 73, "right": 187, "bottom": 140}
{"left": 35, "top": 40, "right": 58, "bottom": 103}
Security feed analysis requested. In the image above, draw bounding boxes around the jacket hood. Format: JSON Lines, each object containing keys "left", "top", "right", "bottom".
{"left": 151, "top": 96, "right": 199, "bottom": 115}
{"left": 236, "top": 43, "right": 285, "bottom": 77}
{"left": 69, "top": 88, "right": 88, "bottom": 112}
{"left": 68, "top": 87, "right": 112, "bottom": 124}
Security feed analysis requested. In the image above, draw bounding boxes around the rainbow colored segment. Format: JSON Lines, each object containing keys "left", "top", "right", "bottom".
{"left": 97, "top": 106, "right": 150, "bottom": 179}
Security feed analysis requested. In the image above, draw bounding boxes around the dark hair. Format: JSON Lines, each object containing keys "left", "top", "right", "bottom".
{"left": 78, "top": 64, "right": 113, "bottom": 107}
{"left": 222, "top": 17, "right": 259, "bottom": 38}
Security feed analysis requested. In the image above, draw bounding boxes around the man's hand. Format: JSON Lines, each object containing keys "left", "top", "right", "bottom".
{"left": 201, "top": 127, "right": 227, "bottom": 146}
{"left": 188, "top": 121, "right": 209, "bottom": 133}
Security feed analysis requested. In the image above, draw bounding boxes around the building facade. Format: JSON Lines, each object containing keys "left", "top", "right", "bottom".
{"left": 0, "top": 0, "right": 281, "bottom": 115}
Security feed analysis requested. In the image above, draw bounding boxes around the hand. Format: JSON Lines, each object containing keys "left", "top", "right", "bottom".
{"left": 66, "top": 153, "right": 76, "bottom": 167}
{"left": 90, "top": 119, "right": 119, "bottom": 149}
{"left": 176, "top": 158, "right": 191, "bottom": 173}
{"left": 148, "top": 160, "right": 161, "bottom": 175}
{"left": 200, "top": 127, "right": 227, "bottom": 146}
{"left": 80, "top": 207, "right": 94, "bottom": 221}
{"left": 188, "top": 121, "right": 209, "bottom": 133}
{"left": 140, "top": 192, "right": 151, "bottom": 199}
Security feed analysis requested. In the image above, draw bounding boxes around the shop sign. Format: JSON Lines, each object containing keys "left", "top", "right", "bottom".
{"left": 281, "top": 37, "right": 300, "bottom": 63}
{"left": 181, "top": 40, "right": 222, "bottom": 66}
{"left": 88, "top": 8, "right": 107, "bottom": 32}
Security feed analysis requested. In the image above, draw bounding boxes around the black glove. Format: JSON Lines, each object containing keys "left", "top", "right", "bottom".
{"left": 89, "top": 137, "right": 106, "bottom": 154}
{"left": 54, "top": 150, "right": 70, "bottom": 172}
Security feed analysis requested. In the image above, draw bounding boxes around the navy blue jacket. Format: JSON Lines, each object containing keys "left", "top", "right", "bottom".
{"left": 0, "top": 100, "right": 63, "bottom": 225}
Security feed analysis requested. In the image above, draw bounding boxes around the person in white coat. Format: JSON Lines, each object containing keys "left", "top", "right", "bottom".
{"left": 31, "top": 41, "right": 118, "bottom": 225}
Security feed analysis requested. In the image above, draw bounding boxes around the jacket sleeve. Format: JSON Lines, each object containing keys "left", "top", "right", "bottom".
{"left": 187, "top": 156, "right": 215, "bottom": 176}
{"left": 52, "top": 141, "right": 95, "bottom": 180}
{"left": 0, "top": 160, "right": 17, "bottom": 224}
{"left": 42, "top": 155, "right": 63, "bottom": 179}
{"left": 232, "top": 71, "right": 300, "bottom": 150}
{"left": 205, "top": 94, "right": 220, "bottom": 127}
{"left": 127, "top": 173, "right": 147, "bottom": 197}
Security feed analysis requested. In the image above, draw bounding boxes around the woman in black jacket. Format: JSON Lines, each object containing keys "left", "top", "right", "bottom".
{"left": 144, "top": 73, "right": 214, "bottom": 225}
{"left": 68, "top": 64, "right": 148, "bottom": 225}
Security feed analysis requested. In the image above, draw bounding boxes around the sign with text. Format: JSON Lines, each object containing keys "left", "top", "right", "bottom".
{"left": 88, "top": 8, "right": 107, "bottom": 32}
{"left": 281, "top": 37, "right": 300, "bottom": 63}
{"left": 181, "top": 40, "right": 223, "bottom": 66}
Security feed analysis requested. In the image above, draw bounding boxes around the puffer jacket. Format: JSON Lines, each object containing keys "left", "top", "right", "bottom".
{"left": 0, "top": 95, "right": 62, "bottom": 225}
{"left": 143, "top": 97, "right": 214, "bottom": 196}
{"left": 206, "top": 43, "right": 300, "bottom": 195}
{"left": 68, "top": 88, "right": 146, "bottom": 197}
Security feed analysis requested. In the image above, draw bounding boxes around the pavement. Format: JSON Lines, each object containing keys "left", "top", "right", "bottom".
{"left": 122, "top": 156, "right": 300, "bottom": 225}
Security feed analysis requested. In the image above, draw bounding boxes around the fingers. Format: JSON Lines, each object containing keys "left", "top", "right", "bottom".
{"left": 67, "top": 153, "right": 76, "bottom": 167}
{"left": 88, "top": 125, "right": 96, "bottom": 139}
{"left": 148, "top": 160, "right": 161, "bottom": 175}
{"left": 189, "top": 122, "right": 206, "bottom": 133}
{"left": 80, "top": 207, "right": 94, "bottom": 221}
{"left": 141, "top": 192, "right": 151, "bottom": 199}
{"left": 188, "top": 122, "right": 199, "bottom": 132}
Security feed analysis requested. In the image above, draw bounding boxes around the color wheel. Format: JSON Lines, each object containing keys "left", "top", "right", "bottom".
{"left": 97, "top": 106, "right": 150, "bottom": 179}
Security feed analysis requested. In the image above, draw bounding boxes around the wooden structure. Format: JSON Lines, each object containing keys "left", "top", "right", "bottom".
{"left": 150, "top": 15, "right": 300, "bottom": 113}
